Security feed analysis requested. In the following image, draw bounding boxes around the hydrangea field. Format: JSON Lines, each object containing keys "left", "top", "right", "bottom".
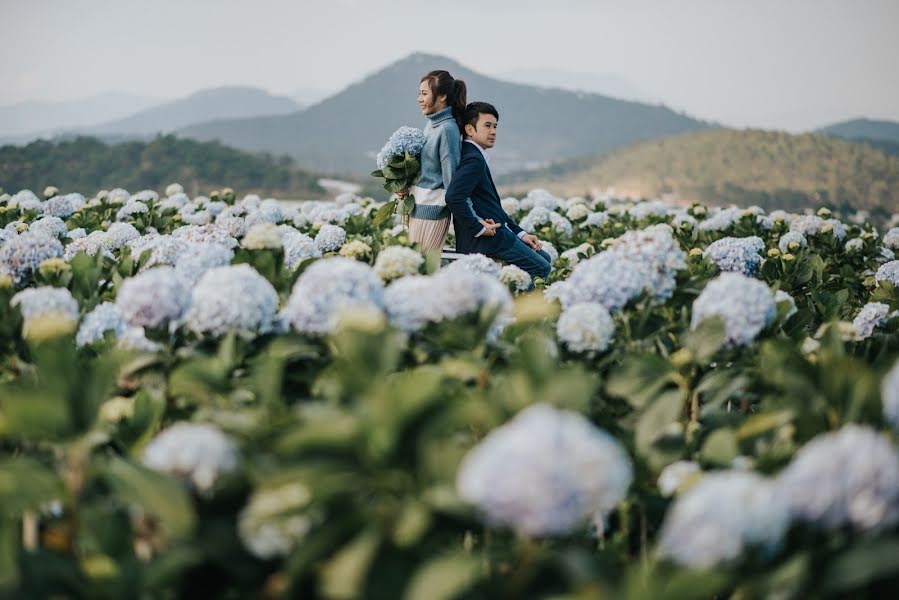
{"left": 3, "top": 183, "right": 899, "bottom": 598}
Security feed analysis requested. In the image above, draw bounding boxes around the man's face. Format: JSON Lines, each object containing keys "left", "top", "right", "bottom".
{"left": 465, "top": 113, "right": 497, "bottom": 149}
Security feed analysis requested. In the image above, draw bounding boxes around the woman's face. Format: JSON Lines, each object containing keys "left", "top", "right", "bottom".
{"left": 418, "top": 81, "right": 447, "bottom": 115}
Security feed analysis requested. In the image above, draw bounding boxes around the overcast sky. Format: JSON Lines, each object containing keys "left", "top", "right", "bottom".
{"left": 3, "top": 0, "right": 897, "bottom": 130}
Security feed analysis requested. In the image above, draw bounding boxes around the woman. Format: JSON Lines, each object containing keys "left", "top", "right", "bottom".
{"left": 399, "top": 70, "right": 466, "bottom": 254}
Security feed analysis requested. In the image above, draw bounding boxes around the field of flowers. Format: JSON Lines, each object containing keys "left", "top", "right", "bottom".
{"left": 2, "top": 183, "right": 899, "bottom": 598}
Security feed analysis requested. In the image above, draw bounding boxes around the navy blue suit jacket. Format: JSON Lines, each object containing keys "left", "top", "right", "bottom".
{"left": 444, "top": 141, "right": 523, "bottom": 255}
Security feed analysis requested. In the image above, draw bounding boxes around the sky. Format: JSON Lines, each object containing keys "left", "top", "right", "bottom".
{"left": 2, "top": 0, "right": 898, "bottom": 131}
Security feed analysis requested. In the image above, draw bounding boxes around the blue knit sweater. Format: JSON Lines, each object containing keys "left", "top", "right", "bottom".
{"left": 411, "top": 107, "right": 461, "bottom": 220}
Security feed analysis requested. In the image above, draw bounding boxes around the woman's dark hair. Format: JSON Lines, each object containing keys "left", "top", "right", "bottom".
{"left": 461, "top": 102, "right": 499, "bottom": 138}
{"left": 420, "top": 70, "right": 467, "bottom": 131}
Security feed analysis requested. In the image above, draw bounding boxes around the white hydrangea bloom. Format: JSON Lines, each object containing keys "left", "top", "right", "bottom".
{"left": 281, "top": 227, "right": 320, "bottom": 269}
{"left": 0, "top": 231, "right": 64, "bottom": 286}
{"left": 875, "top": 260, "right": 899, "bottom": 286}
{"left": 117, "top": 326, "right": 161, "bottom": 353}
{"left": 314, "top": 224, "right": 347, "bottom": 252}
{"left": 106, "top": 188, "right": 131, "bottom": 205}
{"left": 565, "top": 203, "right": 591, "bottom": 221}
{"left": 174, "top": 243, "right": 234, "bottom": 283}
{"left": 130, "top": 189, "right": 159, "bottom": 203}
{"left": 67, "top": 228, "right": 86, "bottom": 241}
{"left": 184, "top": 265, "right": 280, "bottom": 337}
{"left": 44, "top": 193, "right": 84, "bottom": 218}
{"left": 76, "top": 302, "right": 126, "bottom": 347}
{"left": 11, "top": 287, "right": 79, "bottom": 327}
{"left": 657, "top": 471, "right": 789, "bottom": 568}
{"left": 115, "top": 266, "right": 191, "bottom": 329}
{"left": 373, "top": 245, "right": 423, "bottom": 282}
{"left": 698, "top": 207, "right": 743, "bottom": 232}
{"left": 852, "top": 302, "right": 893, "bottom": 339}
{"left": 778, "top": 231, "right": 808, "bottom": 254}
{"left": 456, "top": 404, "right": 632, "bottom": 537}
{"left": 518, "top": 206, "right": 552, "bottom": 233}
{"left": 657, "top": 460, "right": 701, "bottom": 497}
{"left": 583, "top": 211, "right": 610, "bottom": 228}
{"left": 126, "top": 234, "right": 189, "bottom": 269}
{"left": 670, "top": 212, "right": 697, "bottom": 229}
{"left": 116, "top": 201, "right": 149, "bottom": 221}
{"left": 10, "top": 190, "right": 43, "bottom": 212}
{"left": 499, "top": 264, "right": 532, "bottom": 292}
{"left": 242, "top": 223, "right": 283, "bottom": 250}
{"left": 282, "top": 257, "right": 385, "bottom": 335}
{"left": 501, "top": 197, "right": 520, "bottom": 214}
{"left": 540, "top": 241, "right": 559, "bottom": 263}
{"left": 845, "top": 238, "right": 865, "bottom": 252}
{"left": 238, "top": 482, "right": 313, "bottom": 559}
{"left": 703, "top": 236, "right": 764, "bottom": 276}
{"left": 64, "top": 231, "right": 115, "bottom": 261}
{"left": 443, "top": 253, "right": 502, "bottom": 278}
{"left": 776, "top": 425, "right": 899, "bottom": 532}
{"left": 105, "top": 222, "right": 140, "bottom": 249}
{"left": 244, "top": 205, "right": 283, "bottom": 229}
{"left": 142, "top": 423, "right": 239, "bottom": 494}
{"left": 338, "top": 239, "right": 371, "bottom": 260}
{"left": 882, "top": 228, "right": 899, "bottom": 250}
{"left": 556, "top": 303, "right": 615, "bottom": 356}
{"left": 171, "top": 223, "right": 237, "bottom": 248}
{"left": 691, "top": 272, "right": 775, "bottom": 347}
{"left": 28, "top": 216, "right": 68, "bottom": 239}
{"left": 521, "top": 189, "right": 562, "bottom": 212}
{"left": 165, "top": 183, "right": 184, "bottom": 196}
{"left": 628, "top": 200, "right": 669, "bottom": 221}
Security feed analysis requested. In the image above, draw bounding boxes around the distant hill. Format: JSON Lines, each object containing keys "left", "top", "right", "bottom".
{"left": 178, "top": 52, "right": 711, "bottom": 175}
{"left": 501, "top": 129, "right": 899, "bottom": 214}
{"left": 0, "top": 135, "right": 326, "bottom": 199}
{"left": 85, "top": 86, "right": 301, "bottom": 136}
{"left": 817, "top": 119, "right": 899, "bottom": 158}
{"left": 0, "top": 92, "right": 162, "bottom": 138}
{"left": 496, "top": 68, "right": 658, "bottom": 104}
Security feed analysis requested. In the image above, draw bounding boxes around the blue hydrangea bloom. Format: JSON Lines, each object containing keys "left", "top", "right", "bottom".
{"left": 375, "top": 127, "right": 426, "bottom": 170}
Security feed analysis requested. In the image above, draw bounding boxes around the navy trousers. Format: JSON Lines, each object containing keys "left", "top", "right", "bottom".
{"left": 492, "top": 237, "right": 553, "bottom": 288}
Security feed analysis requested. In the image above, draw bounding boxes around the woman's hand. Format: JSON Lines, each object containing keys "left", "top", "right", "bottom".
{"left": 395, "top": 188, "right": 409, "bottom": 199}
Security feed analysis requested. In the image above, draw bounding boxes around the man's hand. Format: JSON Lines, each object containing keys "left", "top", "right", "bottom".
{"left": 479, "top": 218, "right": 502, "bottom": 237}
{"left": 521, "top": 233, "right": 543, "bottom": 250}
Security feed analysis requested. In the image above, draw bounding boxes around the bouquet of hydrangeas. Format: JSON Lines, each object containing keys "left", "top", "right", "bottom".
{"left": 371, "top": 126, "right": 426, "bottom": 226}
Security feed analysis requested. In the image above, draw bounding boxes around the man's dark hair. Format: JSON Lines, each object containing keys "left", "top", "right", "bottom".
{"left": 461, "top": 102, "right": 499, "bottom": 138}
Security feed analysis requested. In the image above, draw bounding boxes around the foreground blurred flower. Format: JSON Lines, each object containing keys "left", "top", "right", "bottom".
{"left": 691, "top": 273, "right": 775, "bottom": 347}
{"left": 115, "top": 266, "right": 191, "bottom": 329}
{"left": 657, "top": 460, "right": 701, "bottom": 497}
{"left": 238, "top": 481, "right": 313, "bottom": 559}
{"left": 282, "top": 257, "right": 385, "bottom": 335}
{"left": 657, "top": 471, "right": 789, "bottom": 568}
{"left": 456, "top": 403, "right": 632, "bottom": 536}
{"left": 499, "top": 264, "right": 532, "bottom": 292}
{"left": 373, "top": 245, "right": 423, "bottom": 282}
{"left": 444, "top": 253, "right": 501, "bottom": 278}
{"left": 184, "top": 264, "right": 280, "bottom": 338}
{"left": 556, "top": 302, "right": 615, "bottom": 356}
{"left": 142, "top": 422, "right": 239, "bottom": 494}
{"left": 776, "top": 424, "right": 899, "bottom": 533}
{"left": 11, "top": 286, "right": 79, "bottom": 334}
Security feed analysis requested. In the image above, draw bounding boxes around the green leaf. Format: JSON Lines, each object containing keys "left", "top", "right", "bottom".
{"left": 736, "top": 410, "right": 793, "bottom": 440}
{"left": 372, "top": 200, "right": 398, "bottom": 227}
{"left": 635, "top": 390, "right": 683, "bottom": 454}
{"left": 403, "top": 553, "right": 481, "bottom": 600}
{"left": 0, "top": 458, "right": 65, "bottom": 518}
{"left": 101, "top": 457, "right": 195, "bottom": 541}
{"left": 402, "top": 195, "right": 416, "bottom": 215}
{"left": 607, "top": 354, "right": 674, "bottom": 409}
{"left": 683, "top": 317, "right": 726, "bottom": 363}
{"left": 371, "top": 169, "right": 384, "bottom": 178}
{"left": 820, "top": 538, "right": 899, "bottom": 593}
{"left": 700, "top": 428, "right": 738, "bottom": 466}
{"left": 319, "top": 529, "right": 381, "bottom": 600}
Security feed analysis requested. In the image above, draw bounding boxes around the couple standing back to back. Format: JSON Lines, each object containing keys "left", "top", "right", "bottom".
{"left": 398, "top": 70, "right": 552, "bottom": 288}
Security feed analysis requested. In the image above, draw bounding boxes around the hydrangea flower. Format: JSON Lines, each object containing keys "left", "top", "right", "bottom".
{"left": 384, "top": 269, "right": 512, "bottom": 334}
{"left": 776, "top": 425, "right": 899, "bottom": 532}
{"left": 778, "top": 231, "right": 808, "bottom": 254}
{"left": 281, "top": 227, "right": 320, "bottom": 269}
{"left": 883, "top": 228, "right": 899, "bottom": 250}
{"left": 28, "top": 216, "right": 68, "bottom": 239}
{"left": 165, "top": 183, "right": 184, "bottom": 196}
{"left": 565, "top": 204, "right": 590, "bottom": 221}
{"left": 852, "top": 302, "right": 893, "bottom": 339}
{"left": 556, "top": 303, "right": 615, "bottom": 356}
{"left": 67, "top": 228, "right": 86, "bottom": 240}
{"left": 10, "top": 190, "right": 43, "bottom": 212}
{"left": 560, "top": 242, "right": 594, "bottom": 266}
{"left": 282, "top": 257, "right": 385, "bottom": 335}
{"left": 238, "top": 482, "right": 313, "bottom": 559}
{"left": 76, "top": 302, "right": 127, "bottom": 347}
{"left": 0, "top": 231, "right": 64, "bottom": 286}
{"left": 690, "top": 272, "right": 775, "bottom": 347}
{"left": 171, "top": 223, "right": 237, "bottom": 248}
{"left": 105, "top": 222, "right": 141, "bottom": 249}
{"left": 698, "top": 207, "right": 743, "bottom": 232}
{"left": 875, "top": 260, "right": 899, "bottom": 286}
{"left": 373, "top": 246, "right": 423, "bottom": 282}
{"left": 703, "top": 236, "right": 765, "bottom": 276}
{"left": 773, "top": 289, "right": 797, "bottom": 320}
{"left": 115, "top": 266, "right": 192, "bottom": 329}
{"left": 116, "top": 201, "right": 150, "bottom": 221}
{"left": 106, "top": 188, "right": 131, "bottom": 205}
{"left": 444, "top": 253, "right": 502, "bottom": 278}
{"left": 628, "top": 200, "right": 669, "bottom": 221}
{"left": 44, "top": 193, "right": 85, "bottom": 218}
{"left": 184, "top": 265, "right": 280, "bottom": 337}
{"left": 142, "top": 423, "right": 239, "bottom": 494}
{"left": 845, "top": 238, "right": 865, "bottom": 252}
{"left": 314, "top": 224, "right": 347, "bottom": 253}
{"left": 11, "top": 287, "right": 80, "bottom": 329}
{"left": 456, "top": 404, "right": 632, "bottom": 537}
{"left": 501, "top": 197, "right": 521, "bottom": 214}
{"left": 657, "top": 460, "right": 701, "bottom": 497}
{"left": 64, "top": 231, "right": 115, "bottom": 261}
{"left": 242, "top": 223, "right": 283, "bottom": 249}
{"left": 540, "top": 241, "right": 559, "bottom": 263}
{"left": 244, "top": 205, "right": 284, "bottom": 228}
{"left": 657, "top": 471, "right": 789, "bottom": 568}
{"left": 520, "top": 189, "right": 562, "bottom": 212}
{"left": 118, "top": 326, "right": 161, "bottom": 353}
{"left": 375, "top": 126, "right": 427, "bottom": 170}
{"left": 126, "top": 234, "right": 189, "bottom": 269}
{"left": 583, "top": 211, "right": 610, "bottom": 228}
{"left": 338, "top": 240, "right": 372, "bottom": 260}
{"left": 174, "top": 242, "right": 234, "bottom": 283}
{"left": 499, "top": 264, "right": 532, "bottom": 292}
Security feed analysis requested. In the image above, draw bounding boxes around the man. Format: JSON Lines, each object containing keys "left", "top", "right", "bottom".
{"left": 444, "top": 102, "right": 552, "bottom": 285}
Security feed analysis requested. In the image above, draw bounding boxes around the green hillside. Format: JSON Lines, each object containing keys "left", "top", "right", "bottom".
{"left": 0, "top": 135, "right": 326, "bottom": 198}
{"left": 501, "top": 128, "right": 899, "bottom": 214}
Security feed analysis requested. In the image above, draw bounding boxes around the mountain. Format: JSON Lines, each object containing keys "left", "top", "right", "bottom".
{"left": 500, "top": 128, "right": 899, "bottom": 214}
{"left": 177, "top": 52, "right": 711, "bottom": 175}
{"left": 85, "top": 86, "right": 301, "bottom": 136}
{"left": 496, "top": 68, "right": 658, "bottom": 104}
{"left": 816, "top": 118, "right": 899, "bottom": 157}
{"left": 0, "top": 92, "right": 162, "bottom": 138}
{"left": 0, "top": 135, "right": 326, "bottom": 199}
{"left": 290, "top": 87, "right": 334, "bottom": 107}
